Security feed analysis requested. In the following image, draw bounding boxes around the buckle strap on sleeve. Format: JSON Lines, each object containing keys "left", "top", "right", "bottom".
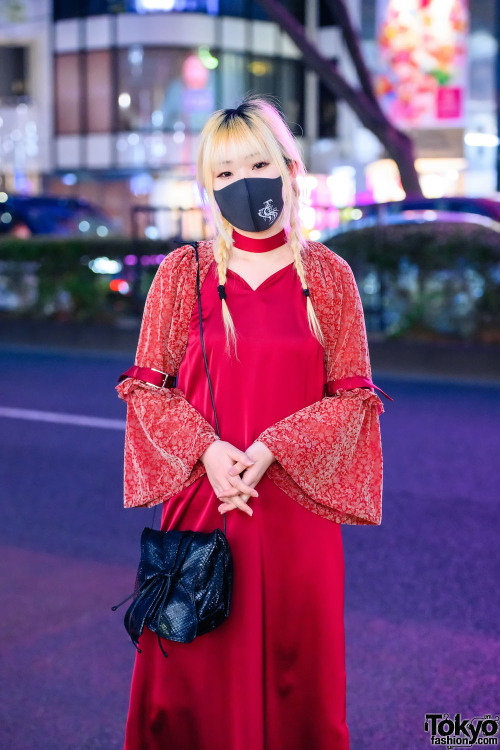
{"left": 117, "top": 365, "right": 177, "bottom": 390}
{"left": 324, "top": 375, "right": 394, "bottom": 401}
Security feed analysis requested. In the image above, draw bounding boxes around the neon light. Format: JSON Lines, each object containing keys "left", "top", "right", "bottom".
{"left": 135, "top": 0, "right": 175, "bottom": 11}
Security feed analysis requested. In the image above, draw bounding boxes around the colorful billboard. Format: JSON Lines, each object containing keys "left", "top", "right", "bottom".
{"left": 375, "top": 0, "right": 469, "bottom": 129}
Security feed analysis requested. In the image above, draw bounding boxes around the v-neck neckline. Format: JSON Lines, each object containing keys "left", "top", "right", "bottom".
{"left": 226, "top": 261, "right": 294, "bottom": 292}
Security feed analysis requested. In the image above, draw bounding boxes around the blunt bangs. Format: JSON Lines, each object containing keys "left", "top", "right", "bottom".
{"left": 209, "top": 118, "right": 272, "bottom": 176}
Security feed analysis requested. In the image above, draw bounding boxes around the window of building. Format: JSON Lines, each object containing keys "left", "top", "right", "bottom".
{"left": 55, "top": 53, "right": 82, "bottom": 134}
{"left": 0, "top": 46, "right": 29, "bottom": 104}
{"left": 53, "top": 0, "right": 126, "bottom": 19}
{"left": 53, "top": 0, "right": 304, "bottom": 22}
{"left": 54, "top": 46, "right": 305, "bottom": 136}
{"left": 280, "top": 58, "right": 304, "bottom": 136}
{"left": 117, "top": 46, "right": 217, "bottom": 133}
{"left": 318, "top": 77, "right": 338, "bottom": 139}
{"left": 319, "top": 0, "right": 340, "bottom": 27}
{"left": 247, "top": 56, "right": 278, "bottom": 100}
{"left": 219, "top": 52, "right": 249, "bottom": 109}
{"left": 86, "top": 50, "right": 114, "bottom": 132}
{"left": 219, "top": 52, "right": 304, "bottom": 136}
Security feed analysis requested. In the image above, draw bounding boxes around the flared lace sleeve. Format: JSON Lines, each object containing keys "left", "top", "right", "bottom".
{"left": 115, "top": 248, "right": 219, "bottom": 509}
{"left": 256, "top": 253, "right": 386, "bottom": 526}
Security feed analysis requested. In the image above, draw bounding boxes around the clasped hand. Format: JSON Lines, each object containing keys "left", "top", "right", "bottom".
{"left": 201, "top": 440, "right": 275, "bottom": 517}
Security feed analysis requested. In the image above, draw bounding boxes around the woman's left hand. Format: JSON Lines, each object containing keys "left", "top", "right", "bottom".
{"left": 217, "top": 441, "right": 275, "bottom": 514}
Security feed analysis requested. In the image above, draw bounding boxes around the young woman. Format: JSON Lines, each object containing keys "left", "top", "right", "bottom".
{"left": 116, "top": 95, "right": 391, "bottom": 750}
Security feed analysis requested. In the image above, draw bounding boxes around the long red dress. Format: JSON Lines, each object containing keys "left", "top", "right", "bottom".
{"left": 123, "top": 257, "right": 350, "bottom": 750}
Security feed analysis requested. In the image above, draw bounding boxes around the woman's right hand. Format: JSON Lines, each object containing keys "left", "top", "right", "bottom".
{"left": 201, "top": 440, "right": 258, "bottom": 516}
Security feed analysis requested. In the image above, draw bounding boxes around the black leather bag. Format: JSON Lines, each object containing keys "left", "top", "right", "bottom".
{"left": 112, "top": 241, "right": 233, "bottom": 658}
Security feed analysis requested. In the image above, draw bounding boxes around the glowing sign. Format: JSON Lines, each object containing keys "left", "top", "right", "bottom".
{"left": 375, "top": 0, "right": 469, "bottom": 128}
{"left": 134, "top": 0, "right": 219, "bottom": 12}
{"left": 135, "top": 0, "right": 176, "bottom": 10}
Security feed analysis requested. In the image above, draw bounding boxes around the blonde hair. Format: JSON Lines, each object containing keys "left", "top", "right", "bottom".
{"left": 196, "top": 94, "right": 324, "bottom": 358}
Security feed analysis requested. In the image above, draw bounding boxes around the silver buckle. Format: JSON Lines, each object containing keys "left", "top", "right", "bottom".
{"left": 150, "top": 367, "right": 170, "bottom": 389}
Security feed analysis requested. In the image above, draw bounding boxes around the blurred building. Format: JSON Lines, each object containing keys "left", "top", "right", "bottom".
{"left": 0, "top": 0, "right": 371, "bottom": 237}
{"left": 0, "top": 0, "right": 52, "bottom": 196}
{"left": 361, "top": 0, "right": 499, "bottom": 201}
{"left": 0, "top": 0, "right": 498, "bottom": 238}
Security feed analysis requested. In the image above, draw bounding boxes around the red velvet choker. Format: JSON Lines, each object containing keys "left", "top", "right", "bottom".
{"left": 232, "top": 227, "right": 287, "bottom": 253}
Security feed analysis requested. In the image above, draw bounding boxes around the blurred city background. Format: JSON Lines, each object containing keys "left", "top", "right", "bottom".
{"left": 0, "top": 0, "right": 498, "bottom": 353}
{"left": 0, "top": 2, "right": 499, "bottom": 749}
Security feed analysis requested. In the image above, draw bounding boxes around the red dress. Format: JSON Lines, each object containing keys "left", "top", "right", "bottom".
{"left": 123, "top": 257, "right": 350, "bottom": 750}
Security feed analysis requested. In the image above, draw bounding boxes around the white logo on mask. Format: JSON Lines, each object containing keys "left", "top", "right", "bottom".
{"left": 258, "top": 199, "right": 279, "bottom": 223}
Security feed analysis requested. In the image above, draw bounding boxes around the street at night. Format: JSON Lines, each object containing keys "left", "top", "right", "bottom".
{"left": 0, "top": 346, "right": 498, "bottom": 750}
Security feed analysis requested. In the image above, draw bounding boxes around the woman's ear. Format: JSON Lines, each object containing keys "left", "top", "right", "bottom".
{"left": 286, "top": 159, "right": 298, "bottom": 179}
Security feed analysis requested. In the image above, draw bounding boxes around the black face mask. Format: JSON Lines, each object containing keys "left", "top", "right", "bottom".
{"left": 213, "top": 176, "right": 284, "bottom": 233}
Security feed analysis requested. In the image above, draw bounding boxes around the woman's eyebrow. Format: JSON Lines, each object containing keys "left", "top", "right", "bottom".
{"left": 218, "top": 152, "right": 266, "bottom": 166}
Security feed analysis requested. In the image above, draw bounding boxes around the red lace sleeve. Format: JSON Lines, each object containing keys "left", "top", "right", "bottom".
{"left": 256, "top": 254, "right": 385, "bottom": 525}
{"left": 115, "top": 249, "right": 219, "bottom": 509}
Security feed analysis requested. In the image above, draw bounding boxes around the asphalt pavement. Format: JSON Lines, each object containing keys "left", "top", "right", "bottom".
{"left": 0, "top": 345, "right": 498, "bottom": 749}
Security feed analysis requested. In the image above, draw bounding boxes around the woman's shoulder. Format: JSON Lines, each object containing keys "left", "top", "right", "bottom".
{"left": 304, "top": 239, "right": 353, "bottom": 282}
{"left": 157, "top": 240, "right": 214, "bottom": 279}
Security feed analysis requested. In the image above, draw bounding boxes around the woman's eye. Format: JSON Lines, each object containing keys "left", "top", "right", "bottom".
{"left": 216, "top": 163, "right": 268, "bottom": 179}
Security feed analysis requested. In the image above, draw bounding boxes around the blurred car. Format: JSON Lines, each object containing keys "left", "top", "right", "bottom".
{"left": 320, "top": 195, "right": 500, "bottom": 240}
{"left": 0, "top": 194, "right": 122, "bottom": 237}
